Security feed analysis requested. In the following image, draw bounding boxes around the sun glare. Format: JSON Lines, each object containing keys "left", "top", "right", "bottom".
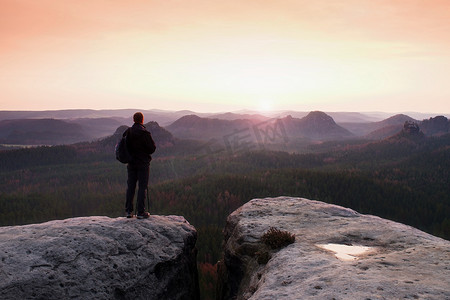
{"left": 257, "top": 99, "right": 274, "bottom": 112}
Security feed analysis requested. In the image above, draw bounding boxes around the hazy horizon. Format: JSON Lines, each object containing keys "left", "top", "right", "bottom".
{"left": 1, "top": 107, "right": 448, "bottom": 122}
{"left": 1, "top": 1, "right": 450, "bottom": 113}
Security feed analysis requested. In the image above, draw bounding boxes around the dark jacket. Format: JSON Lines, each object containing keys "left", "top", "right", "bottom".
{"left": 124, "top": 123, "right": 156, "bottom": 165}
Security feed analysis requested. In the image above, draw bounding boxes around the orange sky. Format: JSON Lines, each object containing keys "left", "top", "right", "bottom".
{"left": 1, "top": 0, "right": 449, "bottom": 113}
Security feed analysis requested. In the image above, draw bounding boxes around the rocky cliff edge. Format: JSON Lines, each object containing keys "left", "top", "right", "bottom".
{"left": 0, "top": 216, "right": 199, "bottom": 300}
{"left": 217, "top": 197, "right": 450, "bottom": 300}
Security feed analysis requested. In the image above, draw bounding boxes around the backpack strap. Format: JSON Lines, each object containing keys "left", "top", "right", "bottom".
{"left": 123, "top": 127, "right": 131, "bottom": 137}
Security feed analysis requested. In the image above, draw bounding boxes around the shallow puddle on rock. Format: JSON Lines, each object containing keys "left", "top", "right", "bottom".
{"left": 317, "top": 243, "right": 373, "bottom": 261}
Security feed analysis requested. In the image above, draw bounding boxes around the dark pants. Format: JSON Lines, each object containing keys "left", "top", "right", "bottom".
{"left": 126, "top": 164, "right": 149, "bottom": 214}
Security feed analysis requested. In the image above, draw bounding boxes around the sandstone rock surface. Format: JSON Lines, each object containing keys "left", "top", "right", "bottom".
{"left": 217, "top": 197, "right": 450, "bottom": 300}
{"left": 0, "top": 215, "right": 199, "bottom": 300}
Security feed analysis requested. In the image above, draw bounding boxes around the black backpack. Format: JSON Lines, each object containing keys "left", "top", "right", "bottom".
{"left": 115, "top": 131, "right": 132, "bottom": 164}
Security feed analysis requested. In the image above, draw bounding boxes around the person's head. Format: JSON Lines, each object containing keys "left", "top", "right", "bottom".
{"left": 133, "top": 112, "right": 144, "bottom": 124}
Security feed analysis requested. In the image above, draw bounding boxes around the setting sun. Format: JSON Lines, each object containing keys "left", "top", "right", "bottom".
{"left": 257, "top": 99, "right": 274, "bottom": 112}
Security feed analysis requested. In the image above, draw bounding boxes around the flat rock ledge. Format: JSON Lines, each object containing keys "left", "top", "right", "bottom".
{"left": 217, "top": 197, "right": 450, "bottom": 300}
{"left": 0, "top": 215, "right": 199, "bottom": 300}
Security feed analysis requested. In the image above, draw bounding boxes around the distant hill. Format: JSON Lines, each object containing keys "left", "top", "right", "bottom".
{"left": 386, "top": 122, "right": 425, "bottom": 142}
{"left": 340, "top": 114, "right": 416, "bottom": 137}
{"left": 165, "top": 115, "right": 253, "bottom": 141}
{"left": 165, "top": 111, "right": 353, "bottom": 143}
{"left": 281, "top": 111, "right": 354, "bottom": 140}
{"left": 365, "top": 125, "right": 404, "bottom": 140}
{"left": 277, "top": 111, "right": 384, "bottom": 123}
{"left": 379, "top": 114, "right": 417, "bottom": 127}
{"left": 420, "top": 116, "right": 449, "bottom": 136}
{"left": 363, "top": 114, "right": 417, "bottom": 140}
{"left": 365, "top": 115, "right": 449, "bottom": 140}
{"left": 0, "top": 119, "right": 89, "bottom": 145}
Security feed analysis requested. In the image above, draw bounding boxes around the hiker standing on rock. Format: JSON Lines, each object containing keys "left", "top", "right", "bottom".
{"left": 124, "top": 112, "right": 156, "bottom": 219}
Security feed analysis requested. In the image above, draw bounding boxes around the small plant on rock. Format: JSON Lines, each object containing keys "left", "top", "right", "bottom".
{"left": 261, "top": 227, "right": 295, "bottom": 250}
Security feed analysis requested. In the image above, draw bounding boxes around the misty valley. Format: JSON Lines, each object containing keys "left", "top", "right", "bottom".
{"left": 0, "top": 109, "right": 449, "bottom": 299}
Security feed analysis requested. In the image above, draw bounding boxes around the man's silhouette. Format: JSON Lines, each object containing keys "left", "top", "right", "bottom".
{"left": 124, "top": 112, "right": 156, "bottom": 218}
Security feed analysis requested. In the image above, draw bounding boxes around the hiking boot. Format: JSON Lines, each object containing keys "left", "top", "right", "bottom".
{"left": 137, "top": 212, "right": 150, "bottom": 219}
{"left": 126, "top": 212, "right": 133, "bottom": 218}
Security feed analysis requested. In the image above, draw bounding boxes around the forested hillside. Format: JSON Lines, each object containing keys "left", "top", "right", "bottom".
{"left": 0, "top": 130, "right": 449, "bottom": 299}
